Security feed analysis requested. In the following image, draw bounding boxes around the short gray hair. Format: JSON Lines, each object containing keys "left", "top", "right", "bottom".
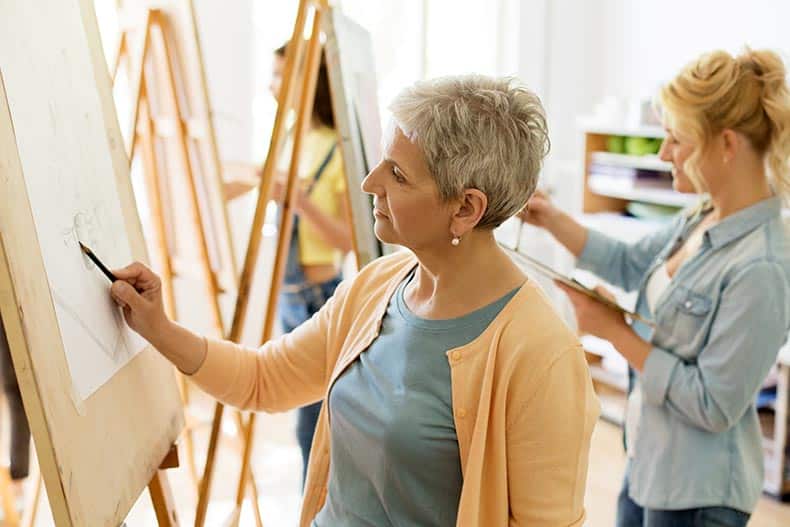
{"left": 389, "top": 74, "right": 550, "bottom": 229}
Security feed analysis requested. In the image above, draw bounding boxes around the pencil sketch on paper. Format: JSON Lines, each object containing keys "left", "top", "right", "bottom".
{"left": 44, "top": 207, "right": 145, "bottom": 400}
{"left": 20, "top": 181, "right": 145, "bottom": 401}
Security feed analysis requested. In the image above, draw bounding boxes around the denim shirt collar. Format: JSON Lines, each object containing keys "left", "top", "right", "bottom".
{"left": 703, "top": 196, "right": 783, "bottom": 249}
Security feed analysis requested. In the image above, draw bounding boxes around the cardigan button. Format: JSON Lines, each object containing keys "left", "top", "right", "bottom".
{"left": 456, "top": 408, "right": 467, "bottom": 419}
{"left": 451, "top": 350, "right": 463, "bottom": 362}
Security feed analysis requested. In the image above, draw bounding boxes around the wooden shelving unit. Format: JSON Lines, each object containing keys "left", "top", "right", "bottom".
{"left": 579, "top": 125, "right": 790, "bottom": 498}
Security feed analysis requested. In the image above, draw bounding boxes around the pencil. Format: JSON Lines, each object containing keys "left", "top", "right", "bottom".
{"left": 78, "top": 241, "right": 118, "bottom": 283}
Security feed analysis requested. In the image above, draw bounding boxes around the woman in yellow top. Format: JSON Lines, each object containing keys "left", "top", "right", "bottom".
{"left": 270, "top": 42, "right": 352, "bottom": 484}
{"left": 109, "top": 74, "right": 599, "bottom": 526}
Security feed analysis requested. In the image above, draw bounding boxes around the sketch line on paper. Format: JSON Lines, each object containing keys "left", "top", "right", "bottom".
{"left": 51, "top": 288, "right": 132, "bottom": 363}
{"left": 61, "top": 210, "right": 103, "bottom": 271}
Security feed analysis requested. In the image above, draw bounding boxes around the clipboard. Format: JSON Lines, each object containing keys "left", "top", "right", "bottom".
{"left": 502, "top": 244, "right": 656, "bottom": 328}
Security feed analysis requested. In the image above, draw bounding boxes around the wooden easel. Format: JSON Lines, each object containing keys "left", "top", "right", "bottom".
{"left": 193, "top": 1, "right": 351, "bottom": 525}
{"left": 111, "top": 8, "right": 216, "bottom": 492}
{"left": 145, "top": 444, "right": 181, "bottom": 526}
{"left": 110, "top": 6, "right": 264, "bottom": 524}
{"left": 0, "top": 231, "right": 185, "bottom": 527}
{"left": 0, "top": 0, "right": 189, "bottom": 522}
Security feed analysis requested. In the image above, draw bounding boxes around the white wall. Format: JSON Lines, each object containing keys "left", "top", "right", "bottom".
{"left": 604, "top": 0, "right": 790, "bottom": 99}
{"left": 182, "top": 0, "right": 790, "bottom": 214}
{"left": 193, "top": 0, "right": 256, "bottom": 163}
{"left": 520, "top": 0, "right": 790, "bottom": 213}
{"left": 164, "top": 0, "right": 790, "bottom": 171}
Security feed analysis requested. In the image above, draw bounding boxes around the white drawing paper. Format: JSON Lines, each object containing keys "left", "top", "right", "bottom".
{"left": 0, "top": 0, "right": 146, "bottom": 401}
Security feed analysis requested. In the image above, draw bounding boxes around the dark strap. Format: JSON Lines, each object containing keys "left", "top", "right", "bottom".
{"left": 305, "top": 142, "right": 337, "bottom": 196}
{"left": 283, "top": 142, "right": 338, "bottom": 286}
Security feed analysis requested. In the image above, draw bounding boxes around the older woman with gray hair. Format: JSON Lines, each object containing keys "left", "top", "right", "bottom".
{"left": 109, "top": 75, "right": 599, "bottom": 526}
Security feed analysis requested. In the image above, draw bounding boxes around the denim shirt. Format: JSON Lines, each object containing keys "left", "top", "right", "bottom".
{"left": 578, "top": 196, "right": 790, "bottom": 513}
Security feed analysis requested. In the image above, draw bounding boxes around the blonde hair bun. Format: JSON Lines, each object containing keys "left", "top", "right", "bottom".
{"left": 659, "top": 48, "right": 790, "bottom": 203}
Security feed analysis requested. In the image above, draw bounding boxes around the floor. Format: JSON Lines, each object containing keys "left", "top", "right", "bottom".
{"left": 5, "top": 391, "right": 790, "bottom": 526}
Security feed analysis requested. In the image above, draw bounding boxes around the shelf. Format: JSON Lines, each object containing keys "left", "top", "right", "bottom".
{"left": 581, "top": 123, "right": 666, "bottom": 139}
{"left": 590, "top": 151, "right": 672, "bottom": 172}
{"left": 588, "top": 174, "right": 699, "bottom": 207}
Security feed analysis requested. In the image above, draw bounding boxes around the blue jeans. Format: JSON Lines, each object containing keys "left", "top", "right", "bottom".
{"left": 617, "top": 475, "right": 750, "bottom": 527}
{"left": 278, "top": 276, "right": 341, "bottom": 486}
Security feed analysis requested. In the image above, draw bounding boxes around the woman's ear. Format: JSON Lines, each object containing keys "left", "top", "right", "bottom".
{"left": 451, "top": 188, "right": 488, "bottom": 235}
{"left": 721, "top": 129, "right": 739, "bottom": 164}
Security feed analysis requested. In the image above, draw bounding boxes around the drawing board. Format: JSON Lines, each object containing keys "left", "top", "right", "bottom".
{"left": 323, "top": 8, "right": 383, "bottom": 266}
{"left": 0, "top": 0, "right": 183, "bottom": 524}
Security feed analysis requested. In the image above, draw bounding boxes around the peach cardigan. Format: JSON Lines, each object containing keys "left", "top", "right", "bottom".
{"left": 191, "top": 251, "right": 599, "bottom": 526}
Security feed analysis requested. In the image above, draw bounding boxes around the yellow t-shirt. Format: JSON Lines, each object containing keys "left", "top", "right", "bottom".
{"left": 297, "top": 126, "right": 346, "bottom": 266}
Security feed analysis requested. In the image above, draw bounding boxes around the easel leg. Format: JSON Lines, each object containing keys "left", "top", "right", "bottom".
{"left": 178, "top": 377, "right": 200, "bottom": 495}
{"left": 194, "top": 406, "right": 265, "bottom": 527}
{"left": 234, "top": 413, "right": 257, "bottom": 512}
{"left": 138, "top": 92, "right": 201, "bottom": 499}
{"left": 194, "top": 402, "right": 223, "bottom": 527}
{"left": 227, "top": 3, "right": 325, "bottom": 523}
{"left": 233, "top": 412, "right": 263, "bottom": 527}
{"left": 149, "top": 471, "right": 179, "bottom": 527}
{"left": 148, "top": 444, "right": 181, "bottom": 527}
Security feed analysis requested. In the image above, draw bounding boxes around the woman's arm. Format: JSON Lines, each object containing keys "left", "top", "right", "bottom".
{"left": 575, "top": 218, "right": 683, "bottom": 293}
{"left": 557, "top": 283, "right": 652, "bottom": 371}
{"left": 189, "top": 298, "right": 340, "bottom": 412}
{"left": 521, "top": 191, "right": 683, "bottom": 292}
{"left": 110, "top": 262, "right": 346, "bottom": 412}
{"left": 297, "top": 189, "right": 353, "bottom": 253}
{"left": 565, "top": 259, "right": 789, "bottom": 433}
{"left": 507, "top": 345, "right": 598, "bottom": 526}
{"left": 544, "top": 210, "right": 589, "bottom": 258}
{"left": 110, "top": 263, "right": 205, "bottom": 373}
{"left": 639, "top": 260, "right": 789, "bottom": 433}
{"left": 222, "top": 161, "right": 261, "bottom": 201}
{"left": 519, "top": 190, "right": 588, "bottom": 257}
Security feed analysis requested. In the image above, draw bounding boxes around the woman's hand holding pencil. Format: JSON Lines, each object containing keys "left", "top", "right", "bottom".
{"left": 110, "top": 262, "right": 207, "bottom": 375}
{"left": 110, "top": 263, "right": 167, "bottom": 339}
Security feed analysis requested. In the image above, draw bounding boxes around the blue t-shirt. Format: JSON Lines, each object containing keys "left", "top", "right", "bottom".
{"left": 313, "top": 270, "right": 519, "bottom": 526}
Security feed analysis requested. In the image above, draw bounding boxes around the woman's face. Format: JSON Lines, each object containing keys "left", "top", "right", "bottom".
{"left": 361, "top": 125, "right": 455, "bottom": 251}
{"left": 269, "top": 54, "right": 285, "bottom": 101}
{"left": 659, "top": 126, "right": 704, "bottom": 194}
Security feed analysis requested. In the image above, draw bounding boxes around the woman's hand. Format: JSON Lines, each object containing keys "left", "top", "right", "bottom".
{"left": 556, "top": 282, "right": 626, "bottom": 339}
{"left": 517, "top": 189, "right": 560, "bottom": 229}
{"left": 110, "top": 262, "right": 168, "bottom": 343}
{"left": 271, "top": 179, "right": 308, "bottom": 213}
{"left": 109, "top": 262, "right": 207, "bottom": 374}
{"left": 517, "top": 189, "right": 589, "bottom": 258}
{"left": 557, "top": 282, "right": 651, "bottom": 371}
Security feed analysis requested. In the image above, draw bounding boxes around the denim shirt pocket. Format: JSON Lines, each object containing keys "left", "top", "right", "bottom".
{"left": 661, "top": 285, "right": 713, "bottom": 358}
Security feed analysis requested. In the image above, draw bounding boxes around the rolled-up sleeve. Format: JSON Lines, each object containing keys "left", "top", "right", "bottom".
{"left": 577, "top": 216, "right": 681, "bottom": 292}
{"left": 641, "top": 260, "right": 790, "bottom": 433}
{"left": 189, "top": 279, "right": 349, "bottom": 413}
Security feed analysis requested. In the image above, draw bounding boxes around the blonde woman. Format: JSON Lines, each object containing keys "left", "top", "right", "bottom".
{"left": 522, "top": 49, "right": 790, "bottom": 526}
{"left": 109, "top": 75, "right": 599, "bottom": 526}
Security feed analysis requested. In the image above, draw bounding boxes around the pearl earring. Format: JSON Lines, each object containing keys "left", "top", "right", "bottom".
{"left": 451, "top": 236, "right": 460, "bottom": 246}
